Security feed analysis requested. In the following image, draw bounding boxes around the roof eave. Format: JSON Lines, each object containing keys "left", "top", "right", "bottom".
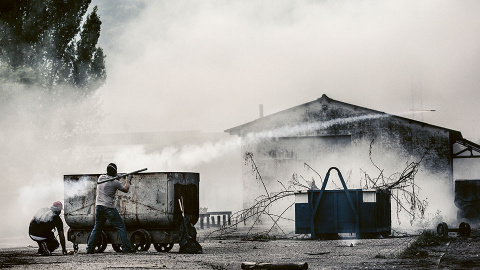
{"left": 224, "top": 94, "right": 462, "bottom": 138}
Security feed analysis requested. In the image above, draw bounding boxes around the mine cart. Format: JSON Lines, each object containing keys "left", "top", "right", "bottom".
{"left": 295, "top": 167, "right": 391, "bottom": 239}
{"left": 64, "top": 172, "right": 199, "bottom": 253}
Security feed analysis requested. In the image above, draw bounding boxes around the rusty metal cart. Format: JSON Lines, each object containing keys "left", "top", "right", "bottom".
{"left": 64, "top": 172, "right": 199, "bottom": 253}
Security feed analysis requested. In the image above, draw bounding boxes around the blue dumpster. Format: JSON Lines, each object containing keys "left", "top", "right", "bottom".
{"left": 295, "top": 167, "right": 391, "bottom": 239}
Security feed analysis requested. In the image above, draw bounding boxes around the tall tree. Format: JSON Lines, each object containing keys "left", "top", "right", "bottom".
{"left": 0, "top": 0, "right": 106, "bottom": 93}
{"left": 73, "top": 6, "right": 104, "bottom": 90}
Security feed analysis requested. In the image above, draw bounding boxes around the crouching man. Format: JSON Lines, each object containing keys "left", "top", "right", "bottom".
{"left": 29, "top": 201, "right": 67, "bottom": 255}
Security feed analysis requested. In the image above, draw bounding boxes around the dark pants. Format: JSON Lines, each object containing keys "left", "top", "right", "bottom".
{"left": 29, "top": 232, "right": 59, "bottom": 253}
{"left": 86, "top": 205, "right": 133, "bottom": 253}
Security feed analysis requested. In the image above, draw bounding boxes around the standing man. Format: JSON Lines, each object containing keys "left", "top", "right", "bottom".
{"left": 29, "top": 201, "right": 68, "bottom": 255}
{"left": 86, "top": 163, "right": 135, "bottom": 254}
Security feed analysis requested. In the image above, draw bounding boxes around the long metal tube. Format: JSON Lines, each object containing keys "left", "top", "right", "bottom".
{"left": 97, "top": 168, "right": 148, "bottom": 184}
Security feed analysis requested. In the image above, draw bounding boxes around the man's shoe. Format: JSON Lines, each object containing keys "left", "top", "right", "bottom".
{"left": 40, "top": 242, "right": 51, "bottom": 256}
{"left": 86, "top": 250, "right": 94, "bottom": 254}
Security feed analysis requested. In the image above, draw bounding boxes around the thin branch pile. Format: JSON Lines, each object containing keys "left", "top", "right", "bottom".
{"left": 207, "top": 141, "right": 429, "bottom": 239}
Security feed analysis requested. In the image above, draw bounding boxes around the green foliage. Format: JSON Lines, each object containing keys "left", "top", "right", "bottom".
{"left": 0, "top": 0, "right": 106, "bottom": 93}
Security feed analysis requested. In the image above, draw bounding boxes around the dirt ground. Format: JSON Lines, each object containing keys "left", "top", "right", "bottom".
{"left": 1, "top": 229, "right": 479, "bottom": 269}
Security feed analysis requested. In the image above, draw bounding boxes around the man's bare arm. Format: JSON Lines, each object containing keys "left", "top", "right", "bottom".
{"left": 58, "top": 230, "right": 67, "bottom": 255}
{"left": 119, "top": 175, "right": 132, "bottom": 193}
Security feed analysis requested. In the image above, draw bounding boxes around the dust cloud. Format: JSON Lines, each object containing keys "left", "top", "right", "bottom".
{"left": 0, "top": 82, "right": 103, "bottom": 246}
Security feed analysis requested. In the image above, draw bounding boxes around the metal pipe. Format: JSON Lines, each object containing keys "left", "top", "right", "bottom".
{"left": 97, "top": 168, "right": 148, "bottom": 184}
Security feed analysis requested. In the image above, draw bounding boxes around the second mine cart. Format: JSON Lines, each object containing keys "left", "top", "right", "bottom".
{"left": 64, "top": 172, "right": 199, "bottom": 253}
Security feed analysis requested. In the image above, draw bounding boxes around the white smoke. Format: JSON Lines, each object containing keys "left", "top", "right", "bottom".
{"left": 64, "top": 176, "right": 93, "bottom": 198}
{"left": 4, "top": 0, "right": 480, "bottom": 247}
{"left": 110, "top": 136, "right": 242, "bottom": 172}
{"left": 246, "top": 114, "right": 389, "bottom": 141}
{"left": 107, "top": 113, "right": 398, "bottom": 175}
{"left": 0, "top": 83, "right": 102, "bottom": 246}
{"left": 95, "top": 0, "right": 480, "bottom": 141}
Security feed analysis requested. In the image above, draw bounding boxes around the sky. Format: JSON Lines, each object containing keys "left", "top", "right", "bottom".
{"left": 2, "top": 0, "right": 480, "bottom": 247}
{"left": 94, "top": 0, "right": 480, "bottom": 141}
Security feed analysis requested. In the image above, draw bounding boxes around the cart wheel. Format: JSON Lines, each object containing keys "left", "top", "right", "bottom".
{"left": 130, "top": 229, "right": 152, "bottom": 251}
{"left": 459, "top": 222, "right": 471, "bottom": 237}
{"left": 87, "top": 231, "right": 108, "bottom": 253}
{"left": 73, "top": 243, "right": 79, "bottom": 253}
{"left": 112, "top": 244, "right": 123, "bottom": 253}
{"left": 437, "top": 222, "right": 449, "bottom": 237}
{"left": 154, "top": 243, "right": 174, "bottom": 252}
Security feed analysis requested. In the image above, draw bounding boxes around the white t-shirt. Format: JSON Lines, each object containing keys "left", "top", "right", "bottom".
{"left": 96, "top": 174, "right": 124, "bottom": 208}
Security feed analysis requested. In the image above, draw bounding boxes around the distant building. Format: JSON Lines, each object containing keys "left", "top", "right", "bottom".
{"left": 225, "top": 94, "right": 480, "bottom": 220}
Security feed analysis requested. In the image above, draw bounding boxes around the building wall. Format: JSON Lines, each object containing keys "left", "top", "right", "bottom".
{"left": 239, "top": 98, "right": 454, "bottom": 219}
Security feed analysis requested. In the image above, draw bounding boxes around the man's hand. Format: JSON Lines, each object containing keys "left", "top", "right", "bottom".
{"left": 120, "top": 176, "right": 132, "bottom": 193}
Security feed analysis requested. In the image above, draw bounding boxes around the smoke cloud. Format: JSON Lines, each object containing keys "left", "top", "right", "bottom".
{"left": 63, "top": 176, "right": 94, "bottom": 198}
{"left": 95, "top": 0, "right": 480, "bottom": 141}
{"left": 0, "top": 83, "right": 102, "bottom": 246}
{"left": 3, "top": 0, "right": 480, "bottom": 246}
{"left": 110, "top": 136, "right": 241, "bottom": 172}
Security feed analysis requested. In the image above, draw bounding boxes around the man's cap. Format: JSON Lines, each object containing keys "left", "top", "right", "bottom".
{"left": 52, "top": 201, "right": 63, "bottom": 211}
{"left": 107, "top": 163, "right": 117, "bottom": 176}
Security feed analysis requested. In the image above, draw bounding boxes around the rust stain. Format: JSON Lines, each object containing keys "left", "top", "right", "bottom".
{"left": 133, "top": 184, "right": 140, "bottom": 224}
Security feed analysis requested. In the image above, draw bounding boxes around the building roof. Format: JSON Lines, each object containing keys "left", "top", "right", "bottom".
{"left": 225, "top": 94, "right": 463, "bottom": 140}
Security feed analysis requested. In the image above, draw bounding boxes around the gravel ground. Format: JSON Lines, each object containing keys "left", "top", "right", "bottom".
{"left": 1, "top": 229, "right": 479, "bottom": 269}
{"left": 438, "top": 235, "right": 480, "bottom": 269}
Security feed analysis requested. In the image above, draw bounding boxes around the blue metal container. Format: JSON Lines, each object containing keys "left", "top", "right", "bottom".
{"left": 295, "top": 167, "right": 391, "bottom": 239}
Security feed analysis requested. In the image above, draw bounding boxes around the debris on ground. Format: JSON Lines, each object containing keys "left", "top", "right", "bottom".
{"left": 241, "top": 261, "right": 308, "bottom": 269}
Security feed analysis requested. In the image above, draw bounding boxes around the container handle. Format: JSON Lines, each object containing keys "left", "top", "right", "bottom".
{"left": 309, "top": 167, "right": 359, "bottom": 239}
